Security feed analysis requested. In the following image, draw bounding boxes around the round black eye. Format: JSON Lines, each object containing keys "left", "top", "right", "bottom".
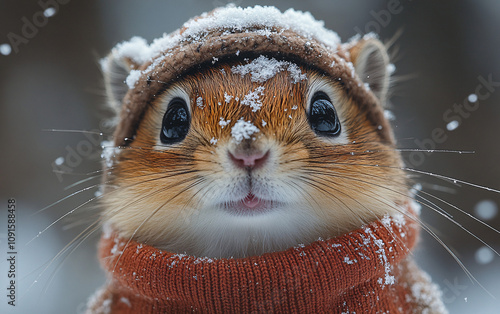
{"left": 308, "top": 92, "right": 341, "bottom": 137}
{"left": 160, "top": 98, "right": 190, "bottom": 144}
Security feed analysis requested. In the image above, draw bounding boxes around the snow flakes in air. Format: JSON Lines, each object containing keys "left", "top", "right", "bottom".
{"left": 231, "top": 55, "right": 306, "bottom": 83}
{"left": 383, "top": 110, "right": 396, "bottom": 121}
{"left": 468, "top": 93, "right": 478, "bottom": 103}
{"left": 210, "top": 137, "right": 218, "bottom": 145}
{"left": 54, "top": 156, "right": 64, "bottom": 166}
{"left": 474, "top": 199, "right": 498, "bottom": 220}
{"left": 43, "top": 7, "right": 57, "bottom": 18}
{"left": 219, "top": 117, "right": 231, "bottom": 128}
{"left": 0, "top": 43, "right": 12, "bottom": 56}
{"left": 231, "top": 119, "right": 260, "bottom": 142}
{"left": 446, "top": 120, "right": 459, "bottom": 131}
{"left": 241, "top": 86, "right": 265, "bottom": 111}
{"left": 261, "top": 120, "right": 267, "bottom": 127}
{"left": 475, "top": 246, "right": 494, "bottom": 264}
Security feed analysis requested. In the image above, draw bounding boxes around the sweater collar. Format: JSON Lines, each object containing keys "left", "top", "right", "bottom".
{"left": 91, "top": 206, "right": 420, "bottom": 313}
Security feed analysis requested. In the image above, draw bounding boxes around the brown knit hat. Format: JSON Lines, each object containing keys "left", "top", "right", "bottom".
{"left": 102, "top": 5, "right": 394, "bottom": 147}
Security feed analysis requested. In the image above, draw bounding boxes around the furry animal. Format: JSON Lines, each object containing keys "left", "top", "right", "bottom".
{"left": 87, "top": 6, "right": 447, "bottom": 313}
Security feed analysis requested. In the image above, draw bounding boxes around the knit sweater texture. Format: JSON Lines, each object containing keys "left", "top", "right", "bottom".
{"left": 87, "top": 208, "right": 446, "bottom": 313}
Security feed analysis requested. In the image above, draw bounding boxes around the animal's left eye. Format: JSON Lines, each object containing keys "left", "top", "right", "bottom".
{"left": 160, "top": 97, "right": 190, "bottom": 144}
{"left": 308, "top": 92, "right": 341, "bottom": 137}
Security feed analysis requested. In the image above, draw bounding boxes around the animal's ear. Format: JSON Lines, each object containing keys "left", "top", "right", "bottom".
{"left": 100, "top": 52, "right": 140, "bottom": 114}
{"left": 349, "top": 38, "right": 391, "bottom": 104}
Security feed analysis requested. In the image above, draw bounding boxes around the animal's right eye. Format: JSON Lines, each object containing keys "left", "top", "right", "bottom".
{"left": 160, "top": 98, "right": 190, "bottom": 144}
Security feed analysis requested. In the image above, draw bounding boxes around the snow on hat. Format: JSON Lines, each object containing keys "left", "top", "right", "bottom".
{"left": 101, "top": 5, "right": 394, "bottom": 146}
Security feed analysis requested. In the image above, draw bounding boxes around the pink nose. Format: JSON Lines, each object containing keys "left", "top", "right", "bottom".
{"left": 229, "top": 150, "right": 269, "bottom": 169}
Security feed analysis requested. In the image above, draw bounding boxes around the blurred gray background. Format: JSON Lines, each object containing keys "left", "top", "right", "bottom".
{"left": 1, "top": 0, "right": 499, "bottom": 313}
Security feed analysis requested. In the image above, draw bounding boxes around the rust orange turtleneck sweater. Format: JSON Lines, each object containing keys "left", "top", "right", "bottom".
{"left": 86, "top": 210, "right": 446, "bottom": 313}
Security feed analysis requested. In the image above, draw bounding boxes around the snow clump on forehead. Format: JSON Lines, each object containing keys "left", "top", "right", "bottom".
{"left": 231, "top": 119, "right": 260, "bottom": 143}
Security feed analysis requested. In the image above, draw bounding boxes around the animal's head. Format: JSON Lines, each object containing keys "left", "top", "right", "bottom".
{"left": 99, "top": 6, "right": 406, "bottom": 258}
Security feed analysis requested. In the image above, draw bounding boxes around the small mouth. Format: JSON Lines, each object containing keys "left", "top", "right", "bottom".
{"left": 242, "top": 193, "right": 261, "bottom": 209}
{"left": 223, "top": 193, "right": 281, "bottom": 214}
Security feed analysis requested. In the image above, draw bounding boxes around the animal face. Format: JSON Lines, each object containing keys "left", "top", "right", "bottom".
{"left": 102, "top": 54, "right": 406, "bottom": 258}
